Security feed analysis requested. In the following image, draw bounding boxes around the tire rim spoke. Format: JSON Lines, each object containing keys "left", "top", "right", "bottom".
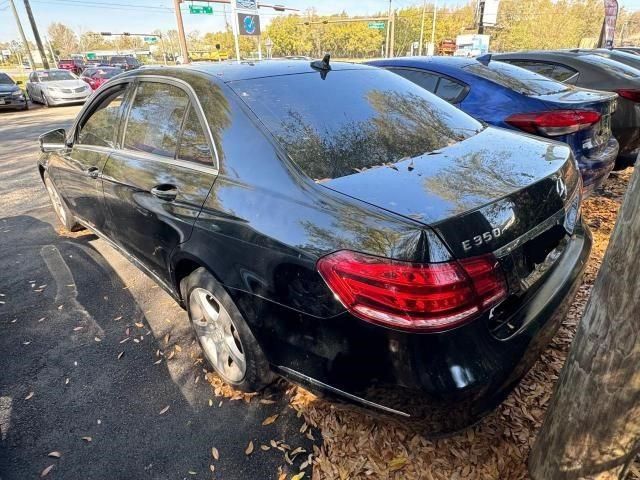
{"left": 188, "top": 287, "right": 246, "bottom": 383}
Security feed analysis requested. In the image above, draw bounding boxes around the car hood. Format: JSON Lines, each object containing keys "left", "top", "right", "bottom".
{"left": 321, "top": 127, "right": 579, "bottom": 259}
{"left": 0, "top": 84, "right": 19, "bottom": 93}
{"left": 42, "top": 80, "right": 86, "bottom": 89}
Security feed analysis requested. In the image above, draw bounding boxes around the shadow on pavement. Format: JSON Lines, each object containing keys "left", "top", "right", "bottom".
{"left": 0, "top": 215, "right": 317, "bottom": 479}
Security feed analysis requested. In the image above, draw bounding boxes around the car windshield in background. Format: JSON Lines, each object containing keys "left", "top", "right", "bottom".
{"left": 95, "top": 69, "right": 120, "bottom": 79}
{"left": 464, "top": 61, "right": 569, "bottom": 96}
{"left": 0, "top": 73, "right": 14, "bottom": 85}
{"left": 111, "top": 57, "right": 126, "bottom": 63}
{"left": 579, "top": 53, "right": 640, "bottom": 77}
{"left": 231, "top": 69, "right": 483, "bottom": 180}
{"left": 39, "top": 70, "right": 76, "bottom": 81}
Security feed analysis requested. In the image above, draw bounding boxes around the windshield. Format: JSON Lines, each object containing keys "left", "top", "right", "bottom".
{"left": 0, "top": 73, "right": 15, "bottom": 85}
{"left": 39, "top": 70, "right": 76, "bottom": 82}
{"left": 111, "top": 57, "right": 125, "bottom": 62}
{"left": 95, "top": 69, "right": 121, "bottom": 79}
{"left": 231, "top": 69, "right": 483, "bottom": 180}
{"left": 464, "top": 61, "right": 569, "bottom": 95}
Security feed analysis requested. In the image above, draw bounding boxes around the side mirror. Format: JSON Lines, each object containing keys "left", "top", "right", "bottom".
{"left": 16, "top": 80, "right": 23, "bottom": 85}
{"left": 39, "top": 128, "right": 68, "bottom": 153}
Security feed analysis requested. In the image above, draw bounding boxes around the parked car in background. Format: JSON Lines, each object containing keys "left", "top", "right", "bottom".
{"left": 614, "top": 46, "right": 640, "bottom": 56}
{"left": 493, "top": 50, "right": 640, "bottom": 169}
{"left": 569, "top": 48, "right": 640, "bottom": 71}
{"left": 0, "top": 72, "right": 28, "bottom": 111}
{"left": 368, "top": 56, "right": 618, "bottom": 196}
{"left": 37, "top": 61, "right": 590, "bottom": 435}
{"left": 26, "top": 69, "right": 92, "bottom": 107}
{"left": 58, "top": 58, "right": 86, "bottom": 75}
{"left": 80, "top": 67, "right": 122, "bottom": 90}
{"left": 109, "top": 55, "right": 140, "bottom": 71}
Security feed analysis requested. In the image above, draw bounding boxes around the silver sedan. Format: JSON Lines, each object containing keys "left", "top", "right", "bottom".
{"left": 26, "top": 69, "right": 92, "bottom": 107}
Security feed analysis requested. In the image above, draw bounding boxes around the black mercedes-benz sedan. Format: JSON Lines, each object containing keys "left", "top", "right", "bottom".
{"left": 37, "top": 60, "right": 591, "bottom": 435}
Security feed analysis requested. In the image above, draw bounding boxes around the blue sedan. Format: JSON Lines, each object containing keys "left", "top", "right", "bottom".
{"left": 367, "top": 56, "right": 619, "bottom": 196}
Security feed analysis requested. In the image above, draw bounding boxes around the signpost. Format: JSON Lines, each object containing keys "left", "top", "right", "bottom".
{"left": 189, "top": 4, "right": 213, "bottom": 14}
{"left": 143, "top": 36, "right": 158, "bottom": 43}
{"left": 237, "top": 13, "right": 261, "bottom": 35}
{"left": 368, "top": 21, "right": 385, "bottom": 29}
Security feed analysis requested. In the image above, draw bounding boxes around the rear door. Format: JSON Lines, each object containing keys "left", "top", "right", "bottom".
{"left": 101, "top": 78, "right": 217, "bottom": 282}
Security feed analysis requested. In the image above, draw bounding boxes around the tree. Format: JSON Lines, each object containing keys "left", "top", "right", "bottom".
{"left": 529, "top": 166, "right": 640, "bottom": 479}
{"left": 48, "top": 22, "right": 78, "bottom": 57}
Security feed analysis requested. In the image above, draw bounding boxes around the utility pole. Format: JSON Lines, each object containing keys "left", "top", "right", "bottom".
{"left": 172, "top": 0, "right": 190, "bottom": 63}
{"left": 22, "top": 0, "right": 49, "bottom": 69}
{"left": 389, "top": 9, "right": 396, "bottom": 58}
{"left": 385, "top": 0, "right": 392, "bottom": 58}
{"left": 8, "top": 0, "right": 35, "bottom": 69}
{"left": 430, "top": 0, "right": 437, "bottom": 55}
{"left": 477, "top": 0, "right": 485, "bottom": 34}
{"left": 418, "top": 0, "right": 427, "bottom": 56}
{"left": 44, "top": 34, "right": 57, "bottom": 68}
{"left": 529, "top": 166, "right": 640, "bottom": 479}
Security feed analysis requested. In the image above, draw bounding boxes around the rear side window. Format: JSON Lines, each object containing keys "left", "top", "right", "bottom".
{"left": 389, "top": 68, "right": 467, "bottom": 103}
{"left": 389, "top": 68, "right": 438, "bottom": 92}
{"left": 231, "top": 69, "right": 483, "bottom": 180}
{"left": 177, "top": 105, "right": 212, "bottom": 165}
{"left": 464, "top": 61, "right": 569, "bottom": 95}
{"left": 77, "top": 84, "right": 128, "bottom": 147}
{"left": 123, "top": 82, "right": 189, "bottom": 157}
{"left": 436, "top": 77, "right": 466, "bottom": 102}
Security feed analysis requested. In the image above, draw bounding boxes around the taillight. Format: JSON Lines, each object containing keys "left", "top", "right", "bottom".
{"left": 615, "top": 89, "right": 640, "bottom": 102}
{"left": 317, "top": 250, "right": 507, "bottom": 332}
{"left": 505, "top": 110, "right": 601, "bottom": 136}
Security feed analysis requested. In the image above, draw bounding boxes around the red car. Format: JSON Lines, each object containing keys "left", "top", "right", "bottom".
{"left": 79, "top": 67, "right": 122, "bottom": 90}
{"left": 58, "top": 58, "right": 85, "bottom": 75}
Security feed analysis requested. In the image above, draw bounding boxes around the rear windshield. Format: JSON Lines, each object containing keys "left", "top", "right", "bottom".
{"left": 39, "top": 70, "right": 75, "bottom": 81}
{"left": 0, "top": 73, "right": 14, "bottom": 85}
{"left": 463, "top": 61, "right": 569, "bottom": 95}
{"left": 231, "top": 69, "right": 483, "bottom": 180}
{"left": 578, "top": 54, "right": 640, "bottom": 78}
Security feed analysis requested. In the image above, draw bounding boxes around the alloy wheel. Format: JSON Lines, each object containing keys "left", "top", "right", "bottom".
{"left": 188, "top": 287, "right": 247, "bottom": 383}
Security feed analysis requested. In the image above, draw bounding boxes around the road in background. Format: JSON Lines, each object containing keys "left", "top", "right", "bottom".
{"left": 0, "top": 105, "right": 317, "bottom": 479}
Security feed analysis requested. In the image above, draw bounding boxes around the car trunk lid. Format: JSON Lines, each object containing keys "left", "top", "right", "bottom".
{"left": 322, "top": 127, "right": 582, "bottom": 297}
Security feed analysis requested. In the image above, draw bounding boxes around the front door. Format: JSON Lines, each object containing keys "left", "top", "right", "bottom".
{"left": 101, "top": 79, "right": 217, "bottom": 283}
{"left": 57, "top": 82, "right": 131, "bottom": 230}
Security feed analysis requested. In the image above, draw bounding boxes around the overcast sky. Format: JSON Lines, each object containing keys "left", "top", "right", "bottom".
{"left": 1, "top": 0, "right": 639, "bottom": 44}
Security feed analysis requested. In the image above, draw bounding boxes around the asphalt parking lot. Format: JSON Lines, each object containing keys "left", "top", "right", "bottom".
{"left": 0, "top": 104, "right": 316, "bottom": 479}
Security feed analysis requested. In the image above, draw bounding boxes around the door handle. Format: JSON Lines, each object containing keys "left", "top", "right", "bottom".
{"left": 150, "top": 184, "right": 179, "bottom": 202}
{"left": 85, "top": 166, "right": 100, "bottom": 178}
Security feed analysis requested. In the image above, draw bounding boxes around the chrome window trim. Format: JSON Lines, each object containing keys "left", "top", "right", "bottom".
{"left": 107, "top": 147, "right": 218, "bottom": 176}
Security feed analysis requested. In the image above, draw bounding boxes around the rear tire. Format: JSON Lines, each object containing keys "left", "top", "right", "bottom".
{"left": 181, "top": 267, "right": 274, "bottom": 392}
{"left": 43, "top": 172, "right": 82, "bottom": 232}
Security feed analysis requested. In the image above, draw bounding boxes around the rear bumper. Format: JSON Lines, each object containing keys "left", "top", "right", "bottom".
{"left": 245, "top": 221, "right": 591, "bottom": 436}
{"left": 577, "top": 137, "right": 618, "bottom": 197}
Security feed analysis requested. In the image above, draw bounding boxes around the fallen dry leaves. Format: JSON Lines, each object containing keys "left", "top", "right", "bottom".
{"left": 204, "top": 170, "right": 635, "bottom": 479}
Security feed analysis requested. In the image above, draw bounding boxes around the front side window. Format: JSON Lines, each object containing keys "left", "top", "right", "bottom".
{"left": 178, "top": 105, "right": 212, "bottom": 165}
{"left": 231, "top": 69, "right": 483, "bottom": 180}
{"left": 123, "top": 82, "right": 189, "bottom": 157}
{"left": 77, "top": 84, "right": 128, "bottom": 147}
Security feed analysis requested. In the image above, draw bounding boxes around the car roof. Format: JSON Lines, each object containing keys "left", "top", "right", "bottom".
{"left": 369, "top": 56, "right": 477, "bottom": 69}
{"left": 35, "top": 69, "right": 70, "bottom": 73}
{"left": 184, "top": 59, "right": 375, "bottom": 82}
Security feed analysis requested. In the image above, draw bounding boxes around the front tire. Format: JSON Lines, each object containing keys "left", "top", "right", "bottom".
{"left": 43, "top": 172, "right": 82, "bottom": 231}
{"left": 181, "top": 268, "right": 274, "bottom": 392}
